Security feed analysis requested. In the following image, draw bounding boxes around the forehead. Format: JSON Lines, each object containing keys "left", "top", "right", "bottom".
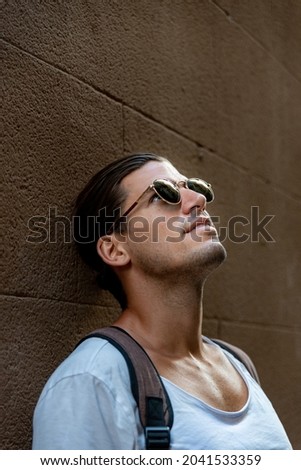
{"left": 121, "top": 160, "right": 186, "bottom": 196}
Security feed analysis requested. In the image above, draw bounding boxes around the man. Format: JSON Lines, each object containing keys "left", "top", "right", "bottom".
{"left": 32, "top": 153, "right": 292, "bottom": 449}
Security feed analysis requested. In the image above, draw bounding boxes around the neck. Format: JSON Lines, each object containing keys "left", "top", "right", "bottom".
{"left": 114, "top": 274, "right": 206, "bottom": 358}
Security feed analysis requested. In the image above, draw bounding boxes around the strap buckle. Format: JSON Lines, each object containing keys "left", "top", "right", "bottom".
{"left": 145, "top": 426, "right": 170, "bottom": 450}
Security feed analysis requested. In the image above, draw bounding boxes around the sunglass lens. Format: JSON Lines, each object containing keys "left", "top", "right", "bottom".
{"left": 154, "top": 180, "right": 181, "bottom": 204}
{"left": 187, "top": 179, "right": 214, "bottom": 202}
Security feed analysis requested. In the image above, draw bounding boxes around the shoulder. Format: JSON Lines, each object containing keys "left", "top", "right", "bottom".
{"left": 39, "top": 337, "right": 131, "bottom": 401}
{"left": 33, "top": 337, "right": 143, "bottom": 449}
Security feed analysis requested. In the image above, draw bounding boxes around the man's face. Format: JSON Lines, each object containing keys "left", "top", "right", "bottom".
{"left": 117, "top": 160, "right": 226, "bottom": 281}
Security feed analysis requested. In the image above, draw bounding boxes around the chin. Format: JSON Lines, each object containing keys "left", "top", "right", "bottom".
{"left": 212, "top": 238, "right": 227, "bottom": 261}
{"left": 199, "top": 239, "right": 227, "bottom": 274}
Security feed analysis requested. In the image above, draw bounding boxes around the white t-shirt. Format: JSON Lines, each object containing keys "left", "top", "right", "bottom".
{"left": 32, "top": 337, "right": 292, "bottom": 450}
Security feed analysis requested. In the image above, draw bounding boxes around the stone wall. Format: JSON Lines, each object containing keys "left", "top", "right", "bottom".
{"left": 2, "top": 0, "right": 301, "bottom": 449}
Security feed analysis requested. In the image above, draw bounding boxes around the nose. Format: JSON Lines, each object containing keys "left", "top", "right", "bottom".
{"left": 180, "top": 187, "right": 207, "bottom": 215}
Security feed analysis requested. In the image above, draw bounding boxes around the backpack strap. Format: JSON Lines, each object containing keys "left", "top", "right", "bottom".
{"left": 76, "top": 326, "right": 173, "bottom": 450}
{"left": 212, "top": 338, "right": 260, "bottom": 385}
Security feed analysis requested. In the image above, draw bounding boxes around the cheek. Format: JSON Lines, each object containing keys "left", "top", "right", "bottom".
{"left": 149, "top": 216, "right": 185, "bottom": 244}
{"left": 126, "top": 217, "right": 152, "bottom": 244}
{"left": 126, "top": 212, "right": 186, "bottom": 247}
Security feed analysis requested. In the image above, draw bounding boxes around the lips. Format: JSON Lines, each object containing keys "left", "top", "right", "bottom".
{"left": 184, "top": 215, "right": 213, "bottom": 233}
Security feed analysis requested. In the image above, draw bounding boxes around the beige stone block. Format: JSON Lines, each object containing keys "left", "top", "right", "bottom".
{"left": 214, "top": 0, "right": 301, "bottom": 80}
{"left": 1, "top": 2, "right": 218, "bottom": 149}
{"left": 212, "top": 26, "right": 301, "bottom": 199}
{"left": 124, "top": 106, "right": 200, "bottom": 170}
{"left": 202, "top": 319, "right": 219, "bottom": 339}
{"left": 2, "top": 42, "right": 123, "bottom": 304}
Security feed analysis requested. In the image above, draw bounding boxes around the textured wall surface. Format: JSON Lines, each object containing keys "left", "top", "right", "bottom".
{"left": 1, "top": 0, "right": 301, "bottom": 449}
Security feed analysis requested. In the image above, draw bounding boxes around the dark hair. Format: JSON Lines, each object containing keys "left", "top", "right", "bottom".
{"left": 73, "top": 152, "right": 167, "bottom": 309}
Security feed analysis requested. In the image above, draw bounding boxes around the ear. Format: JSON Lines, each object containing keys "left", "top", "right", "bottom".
{"left": 96, "top": 235, "right": 130, "bottom": 268}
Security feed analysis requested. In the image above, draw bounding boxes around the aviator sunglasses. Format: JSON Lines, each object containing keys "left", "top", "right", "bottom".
{"left": 108, "top": 178, "right": 214, "bottom": 234}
